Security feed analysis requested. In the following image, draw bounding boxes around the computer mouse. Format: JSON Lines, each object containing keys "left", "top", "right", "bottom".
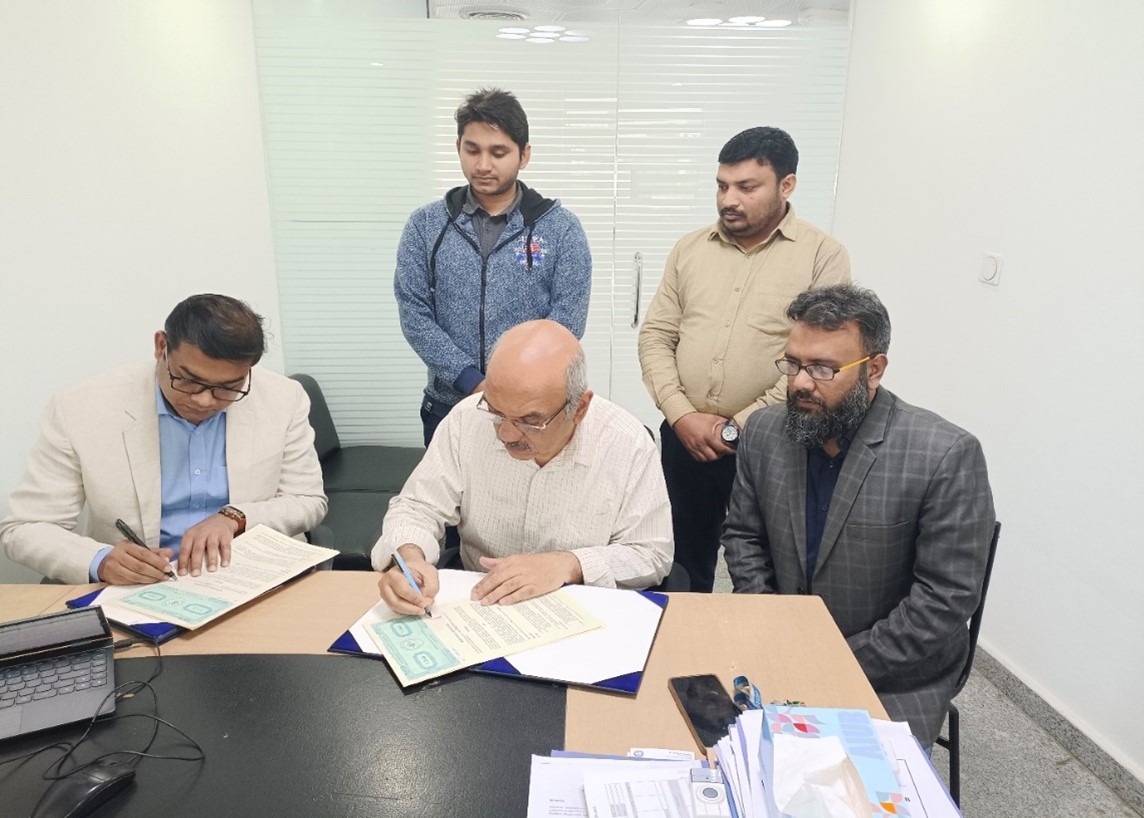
{"left": 31, "top": 759, "right": 136, "bottom": 818}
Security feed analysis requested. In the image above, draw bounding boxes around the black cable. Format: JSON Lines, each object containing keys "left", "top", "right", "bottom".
{"left": 0, "top": 639, "right": 204, "bottom": 785}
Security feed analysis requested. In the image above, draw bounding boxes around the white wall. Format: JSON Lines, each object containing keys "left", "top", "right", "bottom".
{"left": 0, "top": 2, "right": 281, "bottom": 581}
{"left": 835, "top": 0, "right": 1144, "bottom": 778}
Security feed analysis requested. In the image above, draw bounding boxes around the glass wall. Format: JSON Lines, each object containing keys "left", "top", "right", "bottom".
{"left": 252, "top": 1, "right": 851, "bottom": 444}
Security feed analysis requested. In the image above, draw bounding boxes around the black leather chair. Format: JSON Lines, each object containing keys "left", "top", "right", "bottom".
{"left": 290, "top": 374, "right": 423, "bottom": 569}
{"left": 936, "top": 520, "right": 1002, "bottom": 807}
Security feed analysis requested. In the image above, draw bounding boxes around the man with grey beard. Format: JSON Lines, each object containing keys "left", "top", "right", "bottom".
{"left": 722, "top": 285, "right": 995, "bottom": 747}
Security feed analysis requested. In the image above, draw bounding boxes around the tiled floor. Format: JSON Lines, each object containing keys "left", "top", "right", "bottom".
{"left": 711, "top": 552, "right": 1143, "bottom": 818}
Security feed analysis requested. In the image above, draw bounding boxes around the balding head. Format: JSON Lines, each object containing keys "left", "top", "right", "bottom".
{"left": 481, "top": 320, "right": 593, "bottom": 467}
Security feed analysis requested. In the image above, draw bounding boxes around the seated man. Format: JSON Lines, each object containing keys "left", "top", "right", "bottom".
{"left": 373, "top": 319, "right": 673, "bottom": 614}
{"left": 0, "top": 294, "right": 328, "bottom": 585}
{"left": 722, "top": 284, "right": 995, "bottom": 746}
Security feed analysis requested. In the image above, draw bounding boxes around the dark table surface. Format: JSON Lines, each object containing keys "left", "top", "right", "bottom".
{"left": 0, "top": 654, "right": 566, "bottom": 817}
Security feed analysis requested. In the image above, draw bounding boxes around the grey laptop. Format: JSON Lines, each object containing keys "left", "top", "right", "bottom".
{"left": 0, "top": 607, "right": 115, "bottom": 740}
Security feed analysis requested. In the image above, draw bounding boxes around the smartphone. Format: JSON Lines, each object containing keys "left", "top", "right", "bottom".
{"left": 668, "top": 674, "right": 740, "bottom": 748}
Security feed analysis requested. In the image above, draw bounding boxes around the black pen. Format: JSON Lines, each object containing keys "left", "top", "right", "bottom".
{"left": 115, "top": 518, "right": 178, "bottom": 582}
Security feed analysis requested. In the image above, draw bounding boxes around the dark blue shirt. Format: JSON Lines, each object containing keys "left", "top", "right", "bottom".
{"left": 805, "top": 435, "right": 852, "bottom": 589}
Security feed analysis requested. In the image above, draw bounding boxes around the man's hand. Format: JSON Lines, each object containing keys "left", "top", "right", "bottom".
{"left": 177, "top": 514, "right": 238, "bottom": 577}
{"left": 471, "top": 552, "right": 583, "bottom": 606}
{"left": 377, "top": 544, "right": 440, "bottom": 615}
{"left": 98, "top": 540, "right": 175, "bottom": 585}
{"left": 672, "top": 412, "right": 736, "bottom": 462}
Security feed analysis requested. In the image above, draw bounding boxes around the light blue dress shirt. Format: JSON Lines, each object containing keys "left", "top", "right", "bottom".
{"left": 88, "top": 381, "right": 229, "bottom": 580}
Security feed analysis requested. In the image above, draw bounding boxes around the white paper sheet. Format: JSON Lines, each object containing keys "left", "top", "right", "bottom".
{"left": 345, "top": 570, "right": 666, "bottom": 689}
{"left": 92, "top": 524, "right": 338, "bottom": 629}
{"left": 364, "top": 584, "right": 602, "bottom": 686}
{"left": 526, "top": 755, "right": 702, "bottom": 818}
{"left": 582, "top": 768, "right": 694, "bottom": 818}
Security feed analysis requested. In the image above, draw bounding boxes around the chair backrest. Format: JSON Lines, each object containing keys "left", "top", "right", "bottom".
{"left": 289, "top": 374, "right": 341, "bottom": 461}
{"left": 957, "top": 520, "right": 1001, "bottom": 689}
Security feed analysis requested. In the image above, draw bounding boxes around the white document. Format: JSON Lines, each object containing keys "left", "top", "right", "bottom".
{"left": 582, "top": 768, "right": 694, "bottom": 818}
{"left": 526, "top": 755, "right": 702, "bottom": 818}
{"left": 873, "top": 720, "right": 962, "bottom": 818}
{"left": 93, "top": 524, "right": 338, "bottom": 629}
{"left": 345, "top": 570, "right": 666, "bottom": 689}
{"left": 364, "top": 584, "right": 603, "bottom": 686}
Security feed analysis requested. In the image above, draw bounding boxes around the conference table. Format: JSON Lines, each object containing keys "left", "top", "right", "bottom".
{"left": 0, "top": 573, "right": 886, "bottom": 816}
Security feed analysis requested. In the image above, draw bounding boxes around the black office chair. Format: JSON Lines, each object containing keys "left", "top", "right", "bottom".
{"left": 935, "top": 520, "right": 1001, "bottom": 807}
{"left": 290, "top": 374, "right": 423, "bottom": 569}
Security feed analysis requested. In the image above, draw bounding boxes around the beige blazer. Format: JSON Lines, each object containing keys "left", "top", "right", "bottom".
{"left": 0, "top": 363, "right": 328, "bottom": 583}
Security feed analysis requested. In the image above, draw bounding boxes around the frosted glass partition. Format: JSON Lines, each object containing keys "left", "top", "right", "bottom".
{"left": 251, "top": 6, "right": 851, "bottom": 443}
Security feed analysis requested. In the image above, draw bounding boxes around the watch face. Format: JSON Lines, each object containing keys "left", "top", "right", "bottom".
{"left": 721, "top": 423, "right": 739, "bottom": 443}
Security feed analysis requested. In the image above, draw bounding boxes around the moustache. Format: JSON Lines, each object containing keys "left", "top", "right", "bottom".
{"left": 789, "top": 391, "right": 826, "bottom": 409}
{"left": 720, "top": 209, "right": 745, "bottom": 219}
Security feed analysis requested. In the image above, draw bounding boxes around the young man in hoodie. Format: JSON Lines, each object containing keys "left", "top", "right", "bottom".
{"left": 395, "top": 88, "right": 593, "bottom": 445}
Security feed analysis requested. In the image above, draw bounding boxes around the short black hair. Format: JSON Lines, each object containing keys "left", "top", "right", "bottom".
{"left": 718, "top": 126, "right": 799, "bottom": 180}
{"left": 455, "top": 87, "right": 529, "bottom": 153}
{"left": 164, "top": 294, "right": 266, "bottom": 365}
{"left": 786, "top": 285, "right": 892, "bottom": 356}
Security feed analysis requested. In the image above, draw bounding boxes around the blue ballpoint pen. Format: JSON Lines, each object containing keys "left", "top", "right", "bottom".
{"left": 392, "top": 551, "right": 434, "bottom": 617}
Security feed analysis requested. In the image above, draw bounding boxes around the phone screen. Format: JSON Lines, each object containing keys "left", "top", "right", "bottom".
{"left": 669, "top": 674, "right": 740, "bottom": 748}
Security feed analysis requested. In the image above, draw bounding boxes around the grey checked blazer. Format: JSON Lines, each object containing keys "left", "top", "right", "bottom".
{"left": 723, "top": 387, "right": 995, "bottom": 745}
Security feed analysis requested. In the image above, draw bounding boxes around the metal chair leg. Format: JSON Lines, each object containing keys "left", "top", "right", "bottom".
{"left": 948, "top": 703, "right": 961, "bottom": 807}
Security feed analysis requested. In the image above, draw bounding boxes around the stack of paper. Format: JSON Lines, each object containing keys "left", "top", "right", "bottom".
{"left": 712, "top": 708, "right": 963, "bottom": 818}
{"left": 527, "top": 750, "right": 705, "bottom": 818}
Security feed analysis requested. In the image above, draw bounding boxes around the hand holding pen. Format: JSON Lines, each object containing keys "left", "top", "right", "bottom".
{"left": 377, "top": 546, "right": 439, "bottom": 617}
{"left": 111, "top": 519, "right": 178, "bottom": 583}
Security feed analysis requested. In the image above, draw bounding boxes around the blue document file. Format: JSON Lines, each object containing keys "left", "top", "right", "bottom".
{"left": 330, "top": 570, "right": 668, "bottom": 694}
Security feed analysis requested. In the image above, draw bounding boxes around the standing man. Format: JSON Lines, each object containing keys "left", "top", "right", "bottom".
{"left": 0, "top": 294, "right": 328, "bottom": 584}
{"left": 722, "top": 285, "right": 996, "bottom": 746}
{"left": 395, "top": 87, "right": 593, "bottom": 446}
{"left": 639, "top": 126, "right": 850, "bottom": 592}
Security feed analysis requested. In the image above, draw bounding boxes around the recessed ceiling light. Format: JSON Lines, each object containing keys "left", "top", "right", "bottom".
{"left": 559, "top": 35, "right": 589, "bottom": 42}
{"left": 526, "top": 37, "right": 556, "bottom": 43}
{"left": 498, "top": 27, "right": 530, "bottom": 34}
{"left": 755, "top": 19, "right": 792, "bottom": 27}
{"left": 497, "top": 33, "right": 526, "bottom": 39}
{"left": 369, "top": 62, "right": 384, "bottom": 67}
{"left": 686, "top": 18, "right": 723, "bottom": 26}
{"left": 533, "top": 25, "right": 566, "bottom": 32}
{"left": 728, "top": 16, "right": 765, "bottom": 24}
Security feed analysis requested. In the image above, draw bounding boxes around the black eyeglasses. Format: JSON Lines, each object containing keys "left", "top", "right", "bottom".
{"left": 476, "top": 396, "right": 568, "bottom": 434}
{"left": 775, "top": 355, "right": 871, "bottom": 382}
{"left": 165, "top": 351, "right": 251, "bottom": 402}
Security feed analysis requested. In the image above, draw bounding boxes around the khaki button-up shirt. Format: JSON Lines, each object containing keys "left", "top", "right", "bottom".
{"left": 639, "top": 205, "right": 851, "bottom": 430}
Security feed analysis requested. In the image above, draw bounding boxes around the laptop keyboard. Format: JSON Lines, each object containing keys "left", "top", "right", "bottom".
{"left": 0, "top": 649, "right": 110, "bottom": 709}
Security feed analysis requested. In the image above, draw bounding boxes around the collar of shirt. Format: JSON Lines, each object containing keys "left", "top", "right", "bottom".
{"left": 462, "top": 182, "right": 523, "bottom": 219}
{"left": 708, "top": 202, "right": 800, "bottom": 252}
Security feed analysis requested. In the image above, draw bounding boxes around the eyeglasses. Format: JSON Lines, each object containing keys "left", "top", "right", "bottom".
{"left": 775, "top": 355, "right": 872, "bottom": 382}
{"left": 476, "top": 396, "right": 568, "bottom": 434}
{"left": 165, "top": 351, "right": 251, "bottom": 402}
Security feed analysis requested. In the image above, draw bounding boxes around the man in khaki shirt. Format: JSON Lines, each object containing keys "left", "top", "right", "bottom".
{"left": 638, "top": 126, "right": 851, "bottom": 592}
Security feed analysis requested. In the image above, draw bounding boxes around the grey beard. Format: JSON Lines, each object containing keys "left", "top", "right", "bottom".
{"left": 784, "top": 375, "right": 871, "bottom": 449}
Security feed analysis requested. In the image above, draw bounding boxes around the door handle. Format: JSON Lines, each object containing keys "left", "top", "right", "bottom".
{"left": 631, "top": 252, "right": 643, "bottom": 329}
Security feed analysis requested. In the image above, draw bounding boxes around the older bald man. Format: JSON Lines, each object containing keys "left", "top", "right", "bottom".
{"left": 372, "top": 320, "right": 673, "bottom": 615}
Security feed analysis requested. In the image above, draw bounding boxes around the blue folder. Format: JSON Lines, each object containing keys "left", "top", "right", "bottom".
{"left": 66, "top": 588, "right": 185, "bottom": 644}
{"left": 329, "top": 589, "right": 668, "bottom": 695}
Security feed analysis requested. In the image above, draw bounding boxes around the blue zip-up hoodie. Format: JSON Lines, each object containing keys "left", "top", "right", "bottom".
{"left": 394, "top": 183, "right": 592, "bottom": 407}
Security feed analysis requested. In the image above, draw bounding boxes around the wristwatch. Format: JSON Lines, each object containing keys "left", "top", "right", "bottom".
{"left": 720, "top": 419, "right": 740, "bottom": 449}
{"left": 218, "top": 505, "right": 247, "bottom": 534}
